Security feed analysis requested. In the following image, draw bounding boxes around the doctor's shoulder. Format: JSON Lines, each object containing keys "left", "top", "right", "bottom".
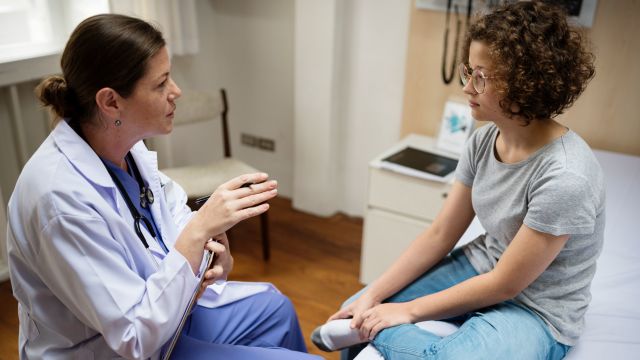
{"left": 11, "top": 135, "right": 105, "bottom": 231}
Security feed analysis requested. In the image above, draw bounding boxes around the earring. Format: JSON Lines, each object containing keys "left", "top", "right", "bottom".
{"left": 114, "top": 119, "right": 122, "bottom": 127}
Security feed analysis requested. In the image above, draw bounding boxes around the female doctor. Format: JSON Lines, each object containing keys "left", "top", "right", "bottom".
{"left": 6, "top": 14, "right": 321, "bottom": 360}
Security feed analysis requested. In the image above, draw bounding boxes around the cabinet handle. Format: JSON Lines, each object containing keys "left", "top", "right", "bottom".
{"left": 442, "top": 192, "right": 448, "bottom": 199}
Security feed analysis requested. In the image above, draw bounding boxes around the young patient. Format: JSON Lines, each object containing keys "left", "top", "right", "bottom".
{"left": 313, "top": 2, "right": 602, "bottom": 360}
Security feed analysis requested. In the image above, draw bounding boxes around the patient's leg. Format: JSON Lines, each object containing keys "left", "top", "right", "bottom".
{"left": 311, "top": 319, "right": 363, "bottom": 351}
{"left": 311, "top": 248, "right": 478, "bottom": 358}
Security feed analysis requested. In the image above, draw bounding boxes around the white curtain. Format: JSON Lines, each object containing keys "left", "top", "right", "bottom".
{"left": 109, "top": 0, "right": 199, "bottom": 56}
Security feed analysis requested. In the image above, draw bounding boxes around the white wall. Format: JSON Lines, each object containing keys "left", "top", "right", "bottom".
{"left": 338, "top": 0, "right": 411, "bottom": 215}
{"left": 293, "top": 0, "right": 411, "bottom": 216}
{"left": 158, "top": 0, "right": 296, "bottom": 197}
{"left": 164, "top": 0, "right": 411, "bottom": 217}
{"left": 0, "top": 0, "right": 412, "bottom": 219}
{"left": 0, "top": 80, "right": 52, "bottom": 203}
{"left": 292, "top": 0, "right": 344, "bottom": 216}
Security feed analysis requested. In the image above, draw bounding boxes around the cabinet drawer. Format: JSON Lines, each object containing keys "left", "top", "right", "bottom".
{"left": 360, "top": 208, "right": 429, "bottom": 284}
{"left": 368, "top": 167, "right": 451, "bottom": 221}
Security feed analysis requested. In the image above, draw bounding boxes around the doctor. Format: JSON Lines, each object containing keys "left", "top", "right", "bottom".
{"left": 7, "top": 14, "right": 321, "bottom": 360}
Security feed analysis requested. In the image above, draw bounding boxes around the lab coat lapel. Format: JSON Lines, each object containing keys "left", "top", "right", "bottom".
{"left": 130, "top": 143, "right": 178, "bottom": 250}
{"left": 52, "top": 121, "right": 120, "bottom": 212}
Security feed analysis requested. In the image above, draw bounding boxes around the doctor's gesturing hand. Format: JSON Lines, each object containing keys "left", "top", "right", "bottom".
{"left": 176, "top": 172, "right": 278, "bottom": 274}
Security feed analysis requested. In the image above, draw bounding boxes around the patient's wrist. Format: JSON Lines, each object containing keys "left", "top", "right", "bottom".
{"left": 406, "top": 300, "right": 421, "bottom": 323}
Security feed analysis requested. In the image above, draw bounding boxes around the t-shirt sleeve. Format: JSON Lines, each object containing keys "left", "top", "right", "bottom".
{"left": 455, "top": 128, "right": 481, "bottom": 187}
{"left": 524, "top": 171, "right": 597, "bottom": 236}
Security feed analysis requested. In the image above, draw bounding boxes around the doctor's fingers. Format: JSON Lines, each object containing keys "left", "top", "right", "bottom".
{"left": 236, "top": 179, "right": 278, "bottom": 198}
{"left": 212, "top": 232, "right": 229, "bottom": 246}
{"left": 196, "top": 268, "right": 222, "bottom": 300}
{"left": 231, "top": 202, "right": 270, "bottom": 224}
{"left": 204, "top": 240, "right": 226, "bottom": 254}
{"left": 206, "top": 183, "right": 275, "bottom": 214}
{"left": 203, "top": 264, "right": 225, "bottom": 281}
{"left": 232, "top": 188, "right": 278, "bottom": 212}
{"left": 219, "top": 172, "right": 269, "bottom": 192}
{"left": 211, "top": 179, "right": 276, "bottom": 212}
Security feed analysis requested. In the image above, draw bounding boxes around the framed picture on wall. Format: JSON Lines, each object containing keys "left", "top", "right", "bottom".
{"left": 436, "top": 100, "right": 474, "bottom": 156}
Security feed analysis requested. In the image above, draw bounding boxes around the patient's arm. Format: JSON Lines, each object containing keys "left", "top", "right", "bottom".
{"left": 330, "top": 181, "right": 475, "bottom": 328}
{"left": 357, "top": 224, "right": 569, "bottom": 340}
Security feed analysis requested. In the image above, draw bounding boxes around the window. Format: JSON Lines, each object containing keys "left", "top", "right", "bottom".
{"left": 0, "top": 0, "right": 109, "bottom": 64}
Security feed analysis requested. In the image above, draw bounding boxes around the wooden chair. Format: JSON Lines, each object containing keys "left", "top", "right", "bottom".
{"left": 161, "top": 89, "right": 270, "bottom": 261}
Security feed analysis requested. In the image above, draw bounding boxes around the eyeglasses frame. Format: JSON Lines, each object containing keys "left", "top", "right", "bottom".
{"left": 459, "top": 63, "right": 494, "bottom": 94}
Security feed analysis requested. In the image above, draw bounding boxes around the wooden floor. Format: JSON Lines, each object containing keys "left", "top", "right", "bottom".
{"left": 0, "top": 196, "right": 364, "bottom": 359}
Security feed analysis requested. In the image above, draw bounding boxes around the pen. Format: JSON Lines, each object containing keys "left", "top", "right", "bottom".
{"left": 194, "top": 195, "right": 209, "bottom": 207}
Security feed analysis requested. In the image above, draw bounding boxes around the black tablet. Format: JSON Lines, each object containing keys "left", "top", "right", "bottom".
{"left": 382, "top": 147, "right": 458, "bottom": 178}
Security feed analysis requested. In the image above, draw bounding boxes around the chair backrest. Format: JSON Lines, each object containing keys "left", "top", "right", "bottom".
{"left": 174, "top": 88, "right": 231, "bottom": 157}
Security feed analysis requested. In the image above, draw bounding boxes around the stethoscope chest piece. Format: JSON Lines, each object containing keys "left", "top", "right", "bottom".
{"left": 125, "top": 153, "right": 154, "bottom": 209}
{"left": 140, "top": 186, "right": 154, "bottom": 208}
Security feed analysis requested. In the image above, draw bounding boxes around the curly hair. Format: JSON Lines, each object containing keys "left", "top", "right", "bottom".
{"left": 462, "top": 1, "right": 595, "bottom": 124}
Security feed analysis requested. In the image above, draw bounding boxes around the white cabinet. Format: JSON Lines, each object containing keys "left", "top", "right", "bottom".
{"left": 360, "top": 134, "right": 456, "bottom": 284}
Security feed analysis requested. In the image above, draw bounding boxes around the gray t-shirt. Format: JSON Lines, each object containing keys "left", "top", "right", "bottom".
{"left": 456, "top": 123, "right": 605, "bottom": 346}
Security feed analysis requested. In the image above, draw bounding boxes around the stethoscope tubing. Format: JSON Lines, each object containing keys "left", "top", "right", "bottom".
{"left": 101, "top": 155, "right": 162, "bottom": 268}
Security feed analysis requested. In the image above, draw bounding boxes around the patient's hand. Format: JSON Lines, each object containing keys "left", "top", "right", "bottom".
{"left": 358, "top": 302, "right": 413, "bottom": 340}
{"left": 329, "top": 293, "right": 380, "bottom": 339}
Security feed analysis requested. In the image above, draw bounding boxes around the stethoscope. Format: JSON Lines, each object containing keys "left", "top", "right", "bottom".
{"left": 441, "top": 0, "right": 473, "bottom": 85}
{"left": 102, "top": 153, "right": 164, "bottom": 267}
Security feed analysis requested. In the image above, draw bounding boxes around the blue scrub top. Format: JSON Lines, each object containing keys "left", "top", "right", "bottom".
{"left": 102, "top": 157, "right": 169, "bottom": 253}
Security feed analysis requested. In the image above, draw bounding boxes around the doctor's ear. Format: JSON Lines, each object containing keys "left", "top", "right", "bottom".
{"left": 95, "top": 88, "right": 122, "bottom": 121}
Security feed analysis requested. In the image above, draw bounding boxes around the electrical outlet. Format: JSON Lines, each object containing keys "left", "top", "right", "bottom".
{"left": 258, "top": 138, "right": 275, "bottom": 152}
{"left": 241, "top": 133, "right": 257, "bottom": 147}
{"left": 241, "top": 133, "right": 275, "bottom": 152}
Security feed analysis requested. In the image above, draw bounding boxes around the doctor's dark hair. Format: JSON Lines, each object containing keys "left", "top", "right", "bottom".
{"left": 36, "top": 14, "right": 165, "bottom": 124}
{"left": 462, "top": 1, "right": 595, "bottom": 124}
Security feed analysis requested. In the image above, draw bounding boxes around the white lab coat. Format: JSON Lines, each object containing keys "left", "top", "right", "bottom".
{"left": 6, "top": 121, "right": 270, "bottom": 359}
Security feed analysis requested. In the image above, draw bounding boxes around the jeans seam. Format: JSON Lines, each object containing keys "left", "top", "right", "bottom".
{"left": 373, "top": 341, "right": 428, "bottom": 359}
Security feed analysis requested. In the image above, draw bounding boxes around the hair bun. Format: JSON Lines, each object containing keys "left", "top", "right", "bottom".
{"left": 36, "top": 75, "right": 74, "bottom": 119}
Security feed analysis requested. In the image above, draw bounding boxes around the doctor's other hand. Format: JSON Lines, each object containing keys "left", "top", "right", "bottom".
{"left": 196, "top": 233, "right": 233, "bottom": 300}
{"left": 197, "top": 172, "right": 277, "bottom": 237}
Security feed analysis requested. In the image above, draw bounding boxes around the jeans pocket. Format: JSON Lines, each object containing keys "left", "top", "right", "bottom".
{"left": 427, "top": 327, "right": 464, "bottom": 355}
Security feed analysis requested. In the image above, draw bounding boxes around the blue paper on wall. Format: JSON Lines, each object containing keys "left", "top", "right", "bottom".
{"left": 436, "top": 100, "right": 474, "bottom": 156}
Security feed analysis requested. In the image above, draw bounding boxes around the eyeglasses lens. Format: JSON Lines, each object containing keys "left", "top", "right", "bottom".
{"left": 459, "top": 64, "right": 486, "bottom": 94}
{"left": 459, "top": 63, "right": 470, "bottom": 86}
{"left": 472, "top": 70, "right": 485, "bottom": 94}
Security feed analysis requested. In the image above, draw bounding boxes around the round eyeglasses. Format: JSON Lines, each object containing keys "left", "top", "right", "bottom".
{"left": 459, "top": 63, "right": 493, "bottom": 94}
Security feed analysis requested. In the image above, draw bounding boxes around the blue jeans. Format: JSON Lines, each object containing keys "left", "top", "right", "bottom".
{"left": 342, "top": 249, "right": 570, "bottom": 360}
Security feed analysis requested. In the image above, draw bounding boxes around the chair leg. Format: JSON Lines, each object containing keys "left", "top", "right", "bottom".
{"left": 260, "top": 212, "right": 270, "bottom": 261}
